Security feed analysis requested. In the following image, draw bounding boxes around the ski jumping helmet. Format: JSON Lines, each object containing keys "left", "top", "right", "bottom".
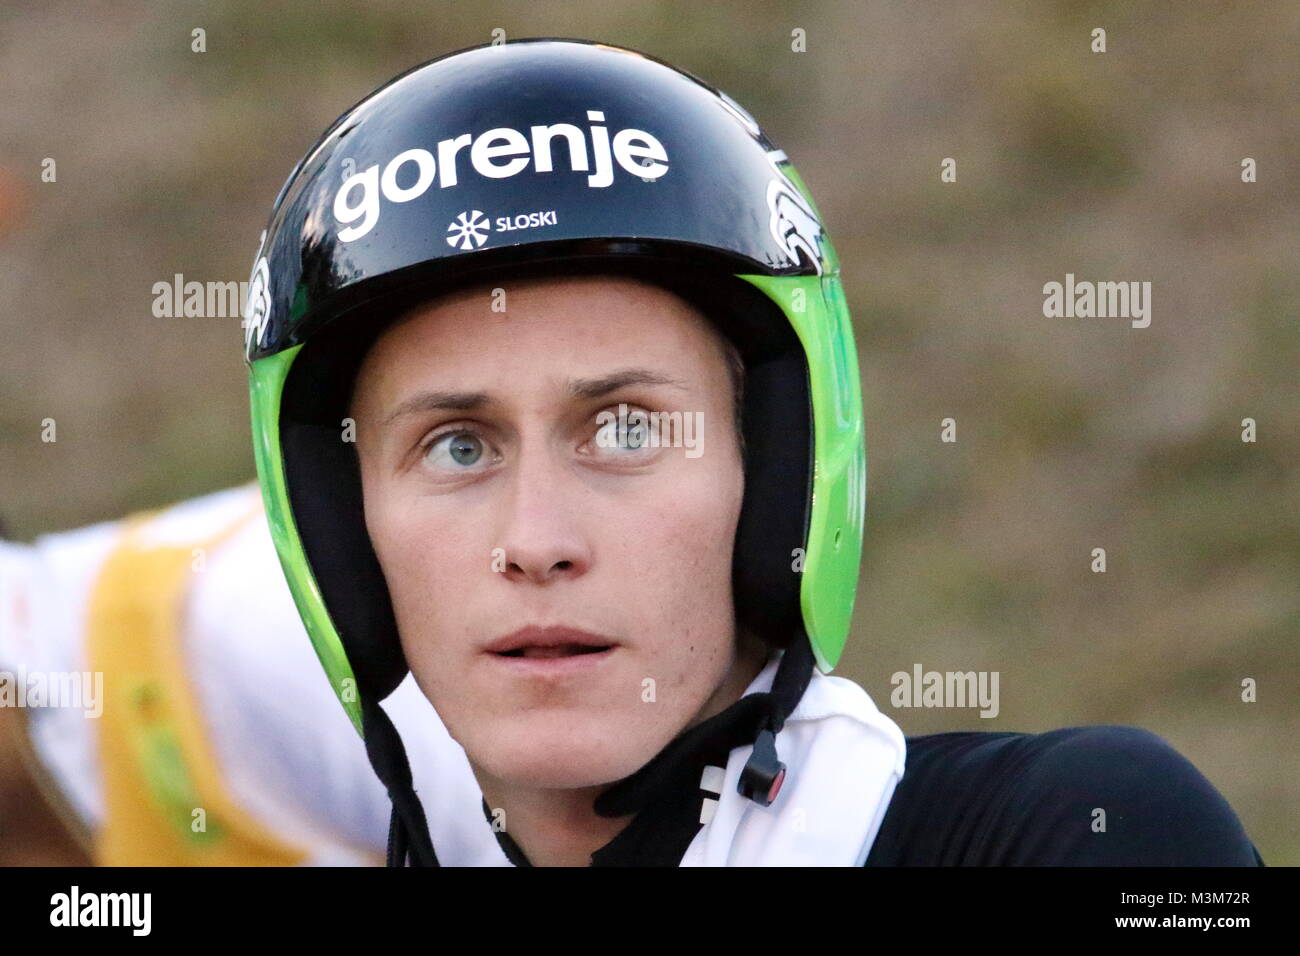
{"left": 245, "top": 37, "right": 865, "bottom": 865}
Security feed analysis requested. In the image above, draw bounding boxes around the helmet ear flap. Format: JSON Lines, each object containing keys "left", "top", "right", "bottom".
{"left": 731, "top": 347, "right": 812, "bottom": 652}
{"left": 280, "top": 325, "right": 409, "bottom": 704}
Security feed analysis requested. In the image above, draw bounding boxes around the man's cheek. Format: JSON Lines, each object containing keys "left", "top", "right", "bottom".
{"left": 665, "top": 513, "right": 732, "bottom": 581}
{"left": 392, "top": 519, "right": 467, "bottom": 585}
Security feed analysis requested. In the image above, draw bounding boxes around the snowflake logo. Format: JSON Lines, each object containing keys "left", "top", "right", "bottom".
{"left": 446, "top": 210, "right": 490, "bottom": 250}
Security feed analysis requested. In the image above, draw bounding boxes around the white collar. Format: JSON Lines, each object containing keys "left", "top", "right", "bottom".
{"left": 679, "top": 651, "right": 907, "bottom": 866}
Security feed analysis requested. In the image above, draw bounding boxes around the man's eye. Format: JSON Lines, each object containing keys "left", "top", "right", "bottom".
{"left": 608, "top": 426, "right": 648, "bottom": 450}
{"left": 423, "top": 430, "right": 493, "bottom": 470}
{"left": 593, "top": 408, "right": 656, "bottom": 455}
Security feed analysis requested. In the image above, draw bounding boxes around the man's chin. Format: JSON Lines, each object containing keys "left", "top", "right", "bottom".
{"left": 469, "top": 730, "right": 669, "bottom": 793}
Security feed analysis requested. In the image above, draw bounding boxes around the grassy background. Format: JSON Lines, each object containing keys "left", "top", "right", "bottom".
{"left": 1, "top": 0, "right": 1295, "bottom": 862}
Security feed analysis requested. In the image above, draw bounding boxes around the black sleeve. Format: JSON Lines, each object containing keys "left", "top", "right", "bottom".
{"left": 864, "top": 725, "right": 1265, "bottom": 866}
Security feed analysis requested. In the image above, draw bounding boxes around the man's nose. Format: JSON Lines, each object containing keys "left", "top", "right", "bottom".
{"left": 495, "top": 446, "right": 592, "bottom": 586}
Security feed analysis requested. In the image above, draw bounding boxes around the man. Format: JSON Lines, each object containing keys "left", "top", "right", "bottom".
{"left": 243, "top": 37, "right": 1263, "bottom": 866}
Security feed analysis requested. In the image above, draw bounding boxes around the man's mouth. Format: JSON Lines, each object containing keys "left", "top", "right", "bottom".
{"left": 484, "top": 625, "right": 618, "bottom": 660}
{"left": 498, "top": 644, "right": 613, "bottom": 659}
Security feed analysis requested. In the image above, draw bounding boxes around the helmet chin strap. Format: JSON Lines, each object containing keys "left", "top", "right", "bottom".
{"left": 593, "top": 634, "right": 814, "bottom": 817}
{"left": 361, "top": 697, "right": 439, "bottom": 867}
{"left": 372, "top": 635, "right": 815, "bottom": 866}
{"left": 737, "top": 635, "right": 815, "bottom": 807}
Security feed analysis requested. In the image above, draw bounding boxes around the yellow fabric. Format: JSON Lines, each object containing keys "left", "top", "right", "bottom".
{"left": 87, "top": 500, "right": 307, "bottom": 866}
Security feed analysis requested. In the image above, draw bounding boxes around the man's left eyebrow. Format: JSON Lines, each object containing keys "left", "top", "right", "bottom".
{"left": 567, "top": 368, "right": 689, "bottom": 400}
{"left": 381, "top": 388, "right": 490, "bottom": 426}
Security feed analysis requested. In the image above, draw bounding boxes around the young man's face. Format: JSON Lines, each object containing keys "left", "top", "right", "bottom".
{"left": 350, "top": 274, "right": 763, "bottom": 791}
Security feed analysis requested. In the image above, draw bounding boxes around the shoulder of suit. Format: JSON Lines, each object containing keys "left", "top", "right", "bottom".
{"left": 119, "top": 483, "right": 263, "bottom": 549}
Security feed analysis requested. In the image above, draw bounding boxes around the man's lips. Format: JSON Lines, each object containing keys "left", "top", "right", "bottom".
{"left": 483, "top": 625, "right": 618, "bottom": 659}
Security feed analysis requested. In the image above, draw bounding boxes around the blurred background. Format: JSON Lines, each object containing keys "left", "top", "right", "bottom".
{"left": 0, "top": 0, "right": 1295, "bottom": 864}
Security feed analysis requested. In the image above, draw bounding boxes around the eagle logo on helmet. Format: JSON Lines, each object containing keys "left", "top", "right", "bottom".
{"left": 242, "top": 255, "right": 272, "bottom": 357}
{"left": 766, "top": 178, "right": 825, "bottom": 276}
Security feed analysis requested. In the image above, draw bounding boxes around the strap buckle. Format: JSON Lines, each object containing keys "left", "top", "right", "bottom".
{"left": 737, "top": 728, "right": 786, "bottom": 807}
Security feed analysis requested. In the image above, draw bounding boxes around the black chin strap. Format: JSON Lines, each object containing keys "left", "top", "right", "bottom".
{"left": 360, "top": 697, "right": 439, "bottom": 867}
{"left": 594, "top": 637, "right": 814, "bottom": 817}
